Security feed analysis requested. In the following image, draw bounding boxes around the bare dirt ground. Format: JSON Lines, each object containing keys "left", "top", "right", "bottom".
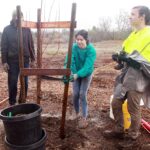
{"left": 0, "top": 41, "right": 150, "bottom": 150}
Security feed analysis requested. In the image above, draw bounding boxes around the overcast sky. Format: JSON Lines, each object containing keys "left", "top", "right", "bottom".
{"left": 0, "top": 0, "right": 149, "bottom": 31}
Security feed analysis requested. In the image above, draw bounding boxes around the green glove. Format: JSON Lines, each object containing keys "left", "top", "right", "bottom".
{"left": 62, "top": 76, "right": 70, "bottom": 84}
{"left": 118, "top": 53, "right": 128, "bottom": 62}
{"left": 117, "top": 53, "right": 140, "bottom": 70}
{"left": 69, "top": 75, "right": 74, "bottom": 82}
{"left": 127, "top": 58, "right": 141, "bottom": 70}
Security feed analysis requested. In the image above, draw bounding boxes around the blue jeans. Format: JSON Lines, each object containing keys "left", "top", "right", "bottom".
{"left": 8, "top": 62, "right": 29, "bottom": 105}
{"left": 73, "top": 75, "right": 92, "bottom": 118}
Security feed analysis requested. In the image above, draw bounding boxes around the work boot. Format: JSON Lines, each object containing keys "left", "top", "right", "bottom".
{"left": 117, "top": 137, "right": 138, "bottom": 148}
{"left": 141, "top": 144, "right": 150, "bottom": 150}
{"left": 103, "top": 130, "right": 124, "bottom": 139}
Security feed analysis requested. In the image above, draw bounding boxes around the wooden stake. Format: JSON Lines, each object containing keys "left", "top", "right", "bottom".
{"left": 17, "top": 6, "right": 26, "bottom": 103}
{"left": 37, "top": 9, "right": 42, "bottom": 104}
{"left": 60, "top": 3, "right": 76, "bottom": 139}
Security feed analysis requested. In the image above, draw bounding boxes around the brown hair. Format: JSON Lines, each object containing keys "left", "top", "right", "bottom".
{"left": 75, "top": 30, "right": 89, "bottom": 45}
{"left": 133, "top": 6, "right": 150, "bottom": 25}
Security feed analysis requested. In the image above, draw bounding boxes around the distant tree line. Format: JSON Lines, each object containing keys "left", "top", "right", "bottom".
{"left": 37, "top": 10, "right": 131, "bottom": 43}
{"left": 88, "top": 10, "right": 131, "bottom": 42}
{"left": 0, "top": 10, "right": 131, "bottom": 44}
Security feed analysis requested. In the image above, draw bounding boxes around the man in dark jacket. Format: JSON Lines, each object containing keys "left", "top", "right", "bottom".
{"left": 1, "top": 10, "right": 35, "bottom": 105}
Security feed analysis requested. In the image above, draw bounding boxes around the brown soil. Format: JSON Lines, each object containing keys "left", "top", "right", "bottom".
{"left": 0, "top": 41, "right": 150, "bottom": 150}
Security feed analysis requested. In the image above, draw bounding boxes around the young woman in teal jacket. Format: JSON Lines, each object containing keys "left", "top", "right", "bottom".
{"left": 70, "top": 30, "right": 96, "bottom": 128}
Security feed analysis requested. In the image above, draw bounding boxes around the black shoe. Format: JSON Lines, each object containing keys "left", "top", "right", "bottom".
{"left": 9, "top": 103, "right": 16, "bottom": 106}
{"left": 118, "top": 138, "right": 138, "bottom": 148}
{"left": 103, "top": 130, "right": 124, "bottom": 139}
{"left": 9, "top": 101, "right": 16, "bottom": 106}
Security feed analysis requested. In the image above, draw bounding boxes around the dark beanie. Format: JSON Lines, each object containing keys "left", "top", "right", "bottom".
{"left": 75, "top": 30, "right": 89, "bottom": 44}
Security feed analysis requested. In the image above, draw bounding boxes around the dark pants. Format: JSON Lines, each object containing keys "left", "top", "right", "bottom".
{"left": 8, "top": 62, "right": 29, "bottom": 105}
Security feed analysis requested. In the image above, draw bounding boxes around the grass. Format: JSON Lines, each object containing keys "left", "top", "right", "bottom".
{"left": 41, "top": 40, "right": 123, "bottom": 56}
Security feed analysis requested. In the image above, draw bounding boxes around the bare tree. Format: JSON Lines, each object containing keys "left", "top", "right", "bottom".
{"left": 88, "top": 26, "right": 102, "bottom": 42}
{"left": 98, "top": 17, "right": 112, "bottom": 32}
{"left": 97, "top": 17, "right": 113, "bottom": 40}
{"left": 115, "top": 10, "right": 131, "bottom": 39}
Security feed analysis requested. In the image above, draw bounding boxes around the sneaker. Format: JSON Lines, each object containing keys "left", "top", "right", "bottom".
{"left": 124, "top": 131, "right": 141, "bottom": 140}
{"left": 141, "top": 144, "right": 150, "bottom": 150}
{"left": 69, "top": 113, "right": 80, "bottom": 121}
{"left": 78, "top": 118, "right": 88, "bottom": 129}
{"left": 103, "top": 130, "right": 124, "bottom": 139}
{"left": 69, "top": 100, "right": 73, "bottom": 106}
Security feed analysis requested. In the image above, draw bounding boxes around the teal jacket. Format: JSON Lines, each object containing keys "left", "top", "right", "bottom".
{"left": 65, "top": 43, "right": 96, "bottom": 78}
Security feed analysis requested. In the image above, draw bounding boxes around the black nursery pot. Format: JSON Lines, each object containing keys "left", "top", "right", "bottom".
{"left": 5, "top": 128, "right": 47, "bottom": 150}
{"left": 0, "top": 103, "right": 42, "bottom": 145}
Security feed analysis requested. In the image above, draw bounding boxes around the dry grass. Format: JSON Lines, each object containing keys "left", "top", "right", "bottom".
{"left": 38, "top": 40, "right": 123, "bottom": 57}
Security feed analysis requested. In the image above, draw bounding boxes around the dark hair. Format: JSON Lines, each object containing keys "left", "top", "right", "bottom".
{"left": 75, "top": 29, "right": 89, "bottom": 45}
{"left": 133, "top": 6, "right": 150, "bottom": 25}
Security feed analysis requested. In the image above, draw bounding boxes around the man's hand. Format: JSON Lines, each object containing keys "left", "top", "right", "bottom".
{"left": 2, "top": 63, "right": 9, "bottom": 72}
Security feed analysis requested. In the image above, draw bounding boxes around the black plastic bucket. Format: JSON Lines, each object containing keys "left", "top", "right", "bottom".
{"left": 0, "top": 103, "right": 42, "bottom": 145}
{"left": 5, "top": 128, "right": 47, "bottom": 150}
